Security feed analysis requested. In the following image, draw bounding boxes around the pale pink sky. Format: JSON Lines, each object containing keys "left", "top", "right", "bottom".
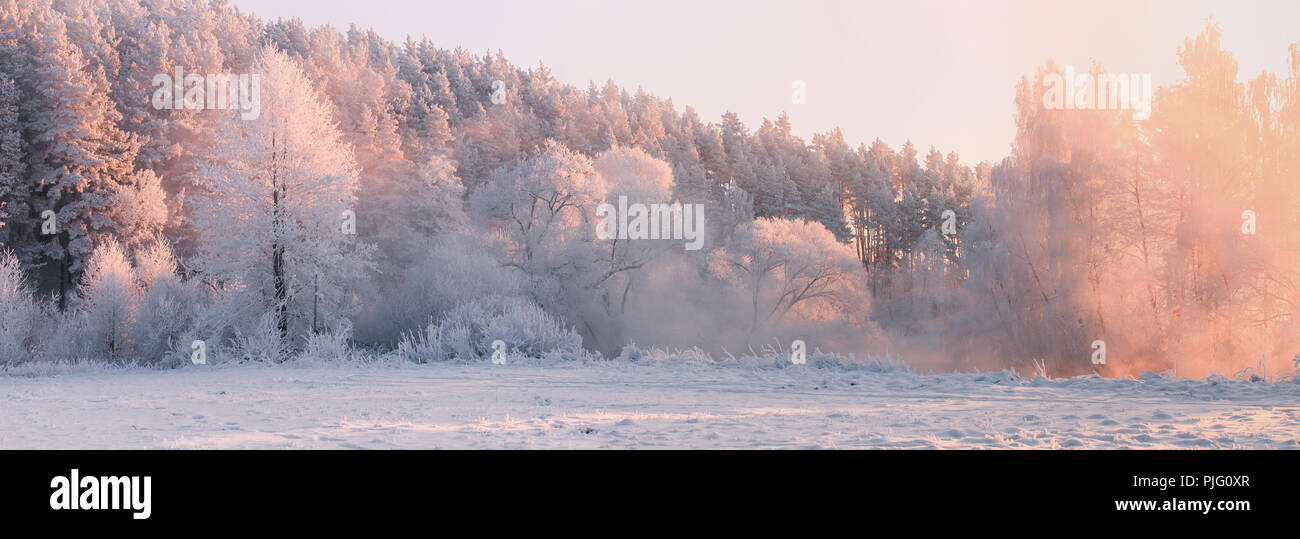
{"left": 231, "top": 0, "right": 1299, "bottom": 165}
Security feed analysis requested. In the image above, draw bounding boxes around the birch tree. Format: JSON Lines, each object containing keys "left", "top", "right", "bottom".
{"left": 190, "top": 46, "right": 372, "bottom": 347}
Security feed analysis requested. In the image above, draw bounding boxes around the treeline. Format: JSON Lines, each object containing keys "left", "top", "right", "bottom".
{"left": 970, "top": 28, "right": 1300, "bottom": 377}
{"left": 0, "top": 0, "right": 1296, "bottom": 377}
{"left": 0, "top": 0, "right": 981, "bottom": 286}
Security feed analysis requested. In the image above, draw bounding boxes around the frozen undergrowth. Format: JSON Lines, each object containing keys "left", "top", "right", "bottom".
{"left": 7, "top": 340, "right": 1298, "bottom": 398}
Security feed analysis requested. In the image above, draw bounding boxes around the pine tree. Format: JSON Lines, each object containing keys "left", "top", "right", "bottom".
{"left": 0, "top": 75, "right": 25, "bottom": 249}
{"left": 9, "top": 2, "right": 140, "bottom": 308}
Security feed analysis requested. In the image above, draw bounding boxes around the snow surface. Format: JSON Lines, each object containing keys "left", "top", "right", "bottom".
{"left": 2, "top": 360, "right": 1298, "bottom": 449}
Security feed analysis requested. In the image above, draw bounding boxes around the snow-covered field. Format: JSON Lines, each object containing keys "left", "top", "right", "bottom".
{"left": 2, "top": 360, "right": 1298, "bottom": 449}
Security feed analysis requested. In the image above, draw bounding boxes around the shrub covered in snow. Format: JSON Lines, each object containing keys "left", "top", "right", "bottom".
{"left": 298, "top": 324, "right": 357, "bottom": 363}
{"left": 0, "top": 250, "right": 39, "bottom": 364}
{"left": 612, "top": 341, "right": 905, "bottom": 372}
{"left": 397, "top": 295, "right": 584, "bottom": 363}
{"left": 130, "top": 241, "right": 203, "bottom": 365}
{"left": 40, "top": 307, "right": 92, "bottom": 363}
{"left": 229, "top": 311, "right": 293, "bottom": 363}
{"left": 361, "top": 234, "right": 522, "bottom": 345}
{"left": 77, "top": 239, "right": 138, "bottom": 360}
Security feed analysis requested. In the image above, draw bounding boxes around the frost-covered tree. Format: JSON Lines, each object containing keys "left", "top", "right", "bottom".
{"left": 470, "top": 140, "right": 604, "bottom": 286}
{"left": 130, "top": 239, "right": 199, "bottom": 364}
{"left": 190, "top": 46, "right": 373, "bottom": 346}
{"left": 107, "top": 170, "right": 168, "bottom": 253}
{"left": 0, "top": 0, "right": 1288, "bottom": 374}
{"left": 710, "top": 218, "right": 866, "bottom": 332}
{"left": 0, "top": 249, "right": 38, "bottom": 363}
{"left": 1, "top": 1, "right": 140, "bottom": 305}
{"left": 0, "top": 75, "right": 24, "bottom": 243}
{"left": 576, "top": 146, "right": 678, "bottom": 345}
{"left": 78, "top": 239, "right": 136, "bottom": 360}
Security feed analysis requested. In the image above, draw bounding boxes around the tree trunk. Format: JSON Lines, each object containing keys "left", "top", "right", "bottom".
{"left": 271, "top": 132, "right": 288, "bottom": 345}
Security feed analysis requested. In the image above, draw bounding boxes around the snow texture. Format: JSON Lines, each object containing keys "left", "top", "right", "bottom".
{"left": 2, "top": 360, "right": 1296, "bottom": 449}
